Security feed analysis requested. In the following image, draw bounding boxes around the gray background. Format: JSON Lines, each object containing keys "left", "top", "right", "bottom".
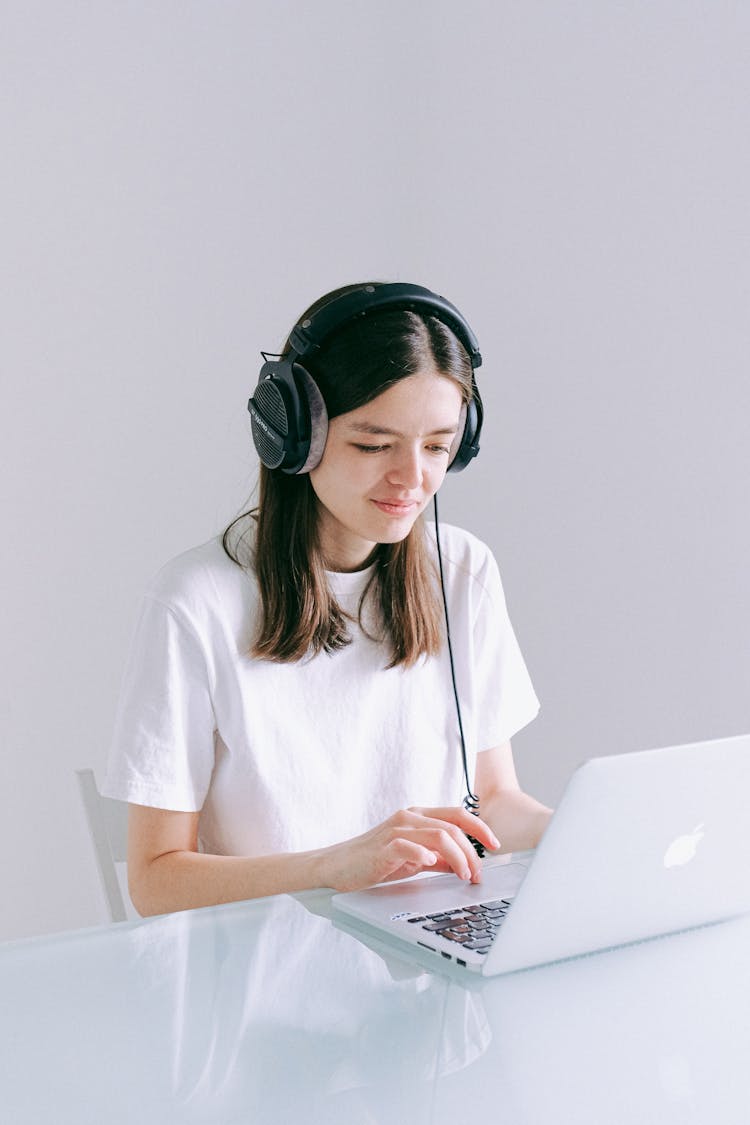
{"left": 2, "top": 1, "right": 748, "bottom": 941}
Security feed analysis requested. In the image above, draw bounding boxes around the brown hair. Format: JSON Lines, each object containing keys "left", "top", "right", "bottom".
{"left": 223, "top": 282, "right": 474, "bottom": 667}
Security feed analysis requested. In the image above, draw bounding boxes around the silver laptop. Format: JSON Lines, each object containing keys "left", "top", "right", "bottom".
{"left": 331, "top": 734, "right": 750, "bottom": 976}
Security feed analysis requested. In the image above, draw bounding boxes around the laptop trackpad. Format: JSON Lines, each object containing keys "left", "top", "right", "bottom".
{"left": 335, "top": 860, "right": 530, "bottom": 923}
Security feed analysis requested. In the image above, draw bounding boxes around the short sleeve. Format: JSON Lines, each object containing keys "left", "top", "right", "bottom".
{"left": 471, "top": 550, "right": 540, "bottom": 751}
{"left": 102, "top": 595, "right": 217, "bottom": 811}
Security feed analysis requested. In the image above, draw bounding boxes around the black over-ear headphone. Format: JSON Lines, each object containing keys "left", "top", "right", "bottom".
{"left": 248, "top": 282, "right": 484, "bottom": 474}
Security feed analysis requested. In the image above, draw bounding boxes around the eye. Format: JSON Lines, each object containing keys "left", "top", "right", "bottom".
{"left": 353, "top": 443, "right": 388, "bottom": 454}
{"left": 427, "top": 444, "right": 452, "bottom": 455}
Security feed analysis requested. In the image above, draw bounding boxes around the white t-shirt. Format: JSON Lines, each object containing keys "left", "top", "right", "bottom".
{"left": 103, "top": 522, "right": 540, "bottom": 856}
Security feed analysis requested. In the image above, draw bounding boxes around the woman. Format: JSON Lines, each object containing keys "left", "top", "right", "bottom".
{"left": 104, "top": 281, "right": 552, "bottom": 916}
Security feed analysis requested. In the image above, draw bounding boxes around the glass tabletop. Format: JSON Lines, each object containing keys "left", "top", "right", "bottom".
{"left": 2, "top": 891, "right": 749, "bottom": 1124}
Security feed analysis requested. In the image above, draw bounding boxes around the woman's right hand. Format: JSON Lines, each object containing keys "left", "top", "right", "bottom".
{"left": 316, "top": 805, "right": 501, "bottom": 893}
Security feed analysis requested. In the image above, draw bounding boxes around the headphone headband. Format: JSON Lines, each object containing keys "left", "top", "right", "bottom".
{"left": 288, "top": 282, "right": 483, "bottom": 370}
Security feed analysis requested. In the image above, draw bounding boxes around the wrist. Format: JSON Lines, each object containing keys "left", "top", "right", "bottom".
{"left": 305, "top": 842, "right": 338, "bottom": 892}
{"left": 530, "top": 804, "right": 554, "bottom": 848}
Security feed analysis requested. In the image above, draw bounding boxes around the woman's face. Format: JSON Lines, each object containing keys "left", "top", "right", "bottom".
{"left": 308, "top": 369, "right": 464, "bottom": 571}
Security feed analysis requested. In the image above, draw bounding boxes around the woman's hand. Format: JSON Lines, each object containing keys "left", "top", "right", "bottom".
{"left": 316, "top": 806, "right": 501, "bottom": 893}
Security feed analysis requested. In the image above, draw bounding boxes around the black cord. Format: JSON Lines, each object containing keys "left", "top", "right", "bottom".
{"left": 433, "top": 494, "right": 485, "bottom": 859}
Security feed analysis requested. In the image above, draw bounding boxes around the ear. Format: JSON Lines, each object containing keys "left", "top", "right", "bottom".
{"left": 296, "top": 366, "right": 329, "bottom": 473}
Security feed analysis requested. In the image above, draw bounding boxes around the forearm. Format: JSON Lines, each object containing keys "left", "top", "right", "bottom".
{"left": 480, "top": 788, "right": 553, "bottom": 854}
{"left": 129, "top": 803, "right": 504, "bottom": 917}
{"left": 130, "top": 847, "right": 331, "bottom": 917}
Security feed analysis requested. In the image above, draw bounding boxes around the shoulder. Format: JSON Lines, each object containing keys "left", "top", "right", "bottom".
{"left": 424, "top": 520, "right": 509, "bottom": 620}
{"left": 145, "top": 536, "right": 254, "bottom": 624}
{"left": 424, "top": 521, "right": 499, "bottom": 586}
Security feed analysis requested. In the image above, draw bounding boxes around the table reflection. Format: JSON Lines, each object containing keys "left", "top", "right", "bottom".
{"left": 131, "top": 895, "right": 490, "bottom": 1122}
{"left": 1, "top": 894, "right": 749, "bottom": 1124}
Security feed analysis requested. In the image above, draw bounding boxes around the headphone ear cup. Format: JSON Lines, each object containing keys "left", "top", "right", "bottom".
{"left": 448, "top": 393, "right": 482, "bottom": 473}
{"left": 248, "top": 360, "right": 309, "bottom": 472}
{"left": 294, "top": 366, "right": 328, "bottom": 473}
{"left": 248, "top": 378, "right": 292, "bottom": 469}
{"left": 447, "top": 402, "right": 468, "bottom": 469}
{"left": 248, "top": 360, "right": 329, "bottom": 474}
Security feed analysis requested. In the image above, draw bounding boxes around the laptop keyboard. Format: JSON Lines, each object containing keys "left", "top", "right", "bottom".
{"left": 407, "top": 898, "right": 513, "bottom": 955}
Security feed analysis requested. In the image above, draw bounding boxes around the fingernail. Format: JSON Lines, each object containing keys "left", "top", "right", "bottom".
{"left": 463, "top": 868, "right": 472, "bottom": 881}
{"left": 491, "top": 835, "right": 500, "bottom": 849}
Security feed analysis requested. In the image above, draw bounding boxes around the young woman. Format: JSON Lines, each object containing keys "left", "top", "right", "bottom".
{"left": 104, "top": 281, "right": 552, "bottom": 916}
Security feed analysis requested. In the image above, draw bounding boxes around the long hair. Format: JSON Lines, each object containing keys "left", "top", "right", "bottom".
{"left": 223, "top": 282, "right": 475, "bottom": 668}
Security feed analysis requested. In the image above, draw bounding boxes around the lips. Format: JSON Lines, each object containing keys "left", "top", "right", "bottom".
{"left": 371, "top": 499, "right": 419, "bottom": 516}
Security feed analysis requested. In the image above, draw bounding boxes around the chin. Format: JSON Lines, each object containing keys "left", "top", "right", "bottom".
{"left": 371, "top": 517, "right": 421, "bottom": 546}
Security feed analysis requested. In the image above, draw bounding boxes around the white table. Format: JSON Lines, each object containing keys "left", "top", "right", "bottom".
{"left": 2, "top": 889, "right": 749, "bottom": 1123}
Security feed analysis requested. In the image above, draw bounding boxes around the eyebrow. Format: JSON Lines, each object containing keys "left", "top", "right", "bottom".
{"left": 347, "top": 422, "right": 459, "bottom": 437}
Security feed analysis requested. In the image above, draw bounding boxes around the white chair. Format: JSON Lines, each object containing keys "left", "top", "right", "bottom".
{"left": 75, "top": 768, "right": 138, "bottom": 922}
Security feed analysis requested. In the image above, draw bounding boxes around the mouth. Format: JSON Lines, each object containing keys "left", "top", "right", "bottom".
{"left": 371, "top": 499, "right": 419, "bottom": 517}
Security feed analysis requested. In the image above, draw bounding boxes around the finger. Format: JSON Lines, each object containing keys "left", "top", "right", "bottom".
{"left": 463, "top": 814, "right": 501, "bottom": 854}
{"left": 410, "top": 814, "right": 486, "bottom": 881}
{"left": 410, "top": 806, "right": 500, "bottom": 852}
{"left": 380, "top": 839, "right": 439, "bottom": 880}
{"left": 404, "top": 810, "right": 494, "bottom": 877}
{"left": 410, "top": 826, "right": 482, "bottom": 882}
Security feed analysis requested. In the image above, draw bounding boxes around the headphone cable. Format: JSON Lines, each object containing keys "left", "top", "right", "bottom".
{"left": 432, "top": 493, "right": 486, "bottom": 859}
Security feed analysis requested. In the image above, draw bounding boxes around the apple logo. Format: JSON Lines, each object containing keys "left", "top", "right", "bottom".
{"left": 663, "top": 824, "right": 705, "bottom": 869}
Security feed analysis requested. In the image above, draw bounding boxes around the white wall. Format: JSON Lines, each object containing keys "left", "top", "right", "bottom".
{"left": 2, "top": 1, "right": 748, "bottom": 941}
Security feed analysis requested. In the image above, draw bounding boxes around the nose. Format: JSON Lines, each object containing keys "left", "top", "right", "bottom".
{"left": 386, "top": 444, "right": 423, "bottom": 491}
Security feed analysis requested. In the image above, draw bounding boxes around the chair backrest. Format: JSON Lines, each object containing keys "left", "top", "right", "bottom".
{"left": 75, "top": 769, "right": 137, "bottom": 923}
